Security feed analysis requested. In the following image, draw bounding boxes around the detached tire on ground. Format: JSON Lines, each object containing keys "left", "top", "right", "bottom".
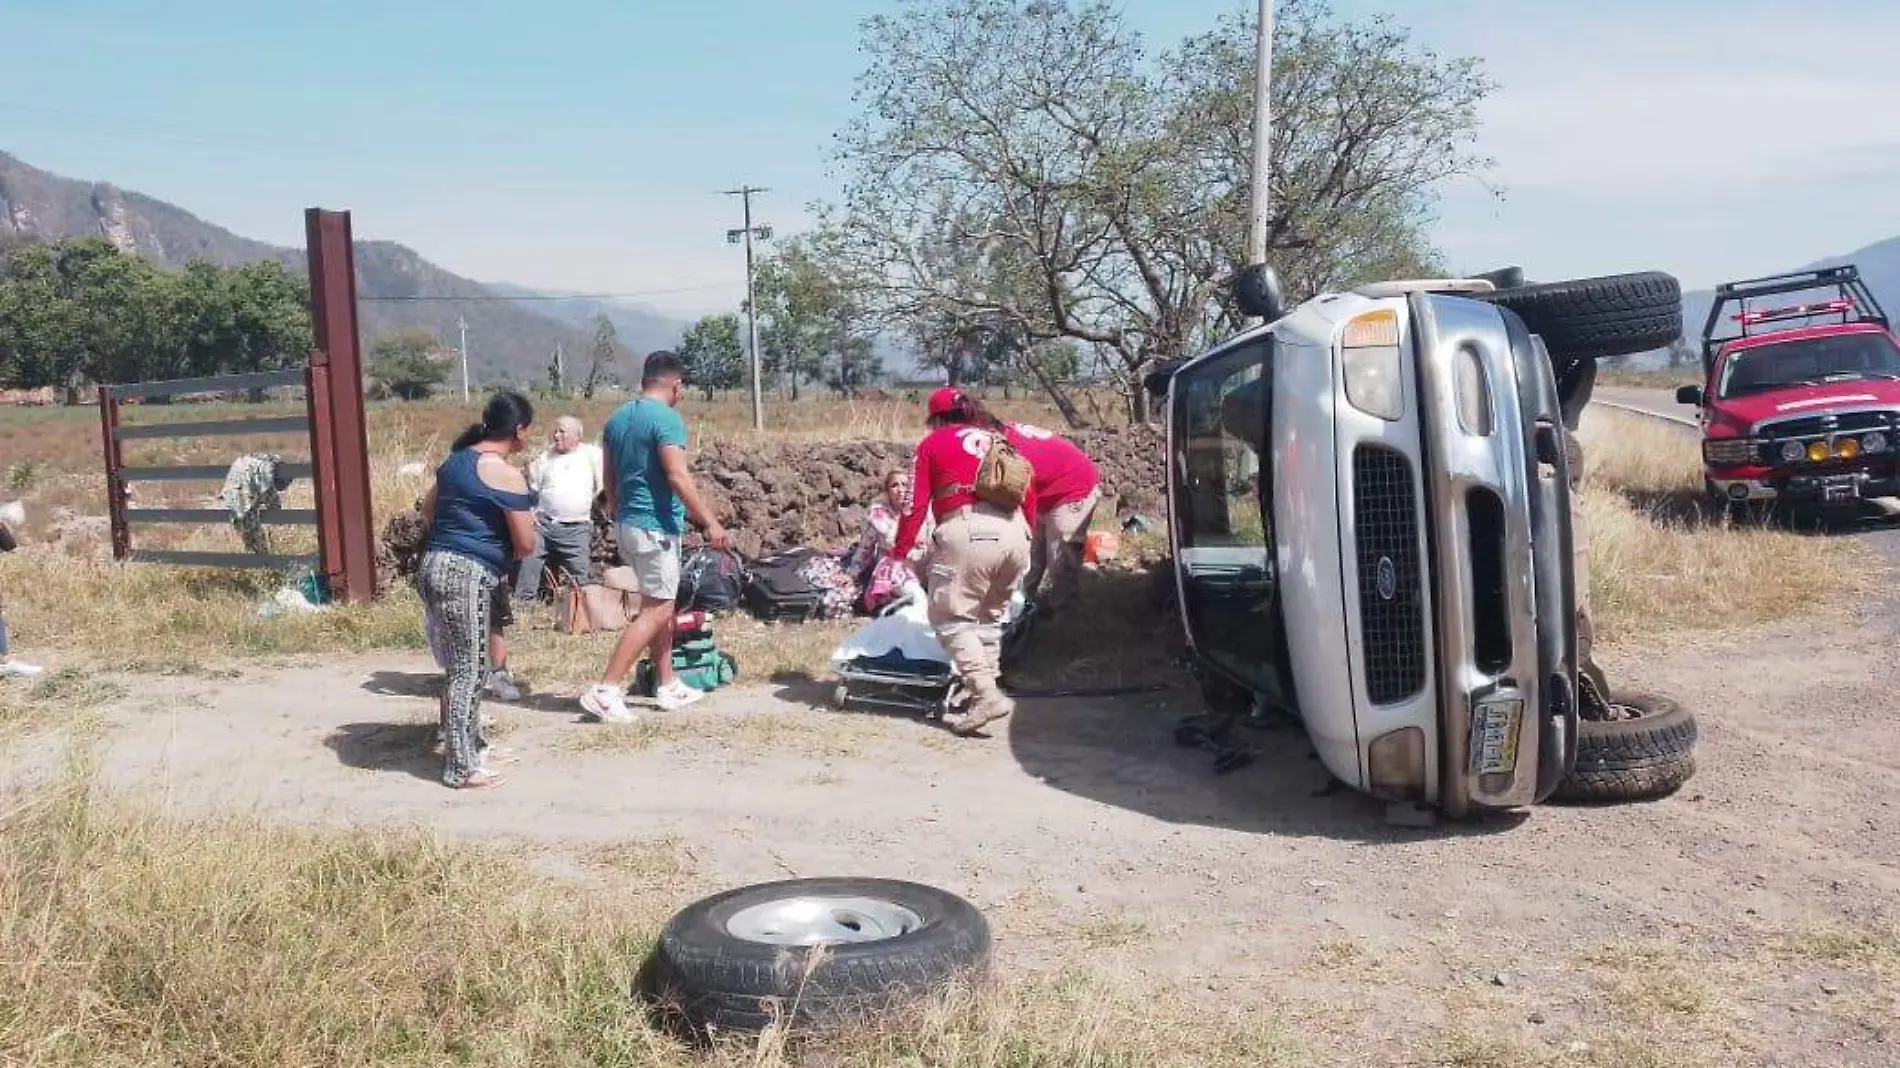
{"left": 1556, "top": 692, "right": 1698, "bottom": 803}
{"left": 1475, "top": 271, "right": 1683, "bottom": 360}
{"left": 636, "top": 877, "right": 991, "bottom": 1037}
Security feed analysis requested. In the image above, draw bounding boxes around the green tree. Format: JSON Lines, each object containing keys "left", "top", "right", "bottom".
{"left": 0, "top": 237, "right": 310, "bottom": 396}
{"left": 830, "top": 0, "right": 1492, "bottom": 420}
{"left": 677, "top": 313, "right": 747, "bottom": 400}
{"left": 368, "top": 329, "right": 449, "bottom": 400}
{"left": 754, "top": 231, "right": 875, "bottom": 400}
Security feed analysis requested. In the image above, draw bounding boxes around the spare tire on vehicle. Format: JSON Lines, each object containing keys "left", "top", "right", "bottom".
{"left": 1556, "top": 691, "right": 1698, "bottom": 804}
{"left": 1474, "top": 271, "right": 1683, "bottom": 360}
{"left": 636, "top": 876, "right": 991, "bottom": 1037}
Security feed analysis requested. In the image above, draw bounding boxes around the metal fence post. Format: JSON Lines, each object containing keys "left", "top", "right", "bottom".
{"left": 97, "top": 385, "right": 130, "bottom": 560}
{"left": 304, "top": 208, "right": 377, "bottom": 605}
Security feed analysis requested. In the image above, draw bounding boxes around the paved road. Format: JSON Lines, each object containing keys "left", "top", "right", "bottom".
{"left": 1590, "top": 385, "right": 1697, "bottom": 427}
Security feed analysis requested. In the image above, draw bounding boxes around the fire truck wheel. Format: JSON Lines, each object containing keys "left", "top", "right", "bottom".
{"left": 1476, "top": 271, "right": 1682, "bottom": 360}
{"left": 1556, "top": 691, "right": 1698, "bottom": 804}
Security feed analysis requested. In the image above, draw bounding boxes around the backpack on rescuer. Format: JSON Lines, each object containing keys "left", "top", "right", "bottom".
{"left": 936, "top": 428, "right": 1034, "bottom": 511}
{"left": 972, "top": 433, "right": 1034, "bottom": 510}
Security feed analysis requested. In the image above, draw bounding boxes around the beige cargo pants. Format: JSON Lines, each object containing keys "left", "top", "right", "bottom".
{"left": 925, "top": 505, "right": 1031, "bottom": 732}
{"left": 1022, "top": 485, "right": 1102, "bottom": 613}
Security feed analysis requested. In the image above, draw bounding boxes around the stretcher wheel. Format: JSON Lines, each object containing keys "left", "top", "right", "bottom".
{"left": 830, "top": 683, "right": 850, "bottom": 710}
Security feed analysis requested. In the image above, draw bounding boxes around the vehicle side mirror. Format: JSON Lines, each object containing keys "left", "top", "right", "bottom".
{"left": 1676, "top": 385, "right": 1704, "bottom": 406}
{"left": 1471, "top": 265, "right": 1526, "bottom": 291}
{"left": 1234, "top": 263, "right": 1287, "bottom": 322}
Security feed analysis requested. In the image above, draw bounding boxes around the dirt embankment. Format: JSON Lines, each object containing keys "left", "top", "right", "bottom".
{"left": 378, "top": 426, "right": 1166, "bottom": 588}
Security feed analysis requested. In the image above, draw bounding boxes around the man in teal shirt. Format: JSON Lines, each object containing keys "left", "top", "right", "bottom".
{"left": 582, "top": 351, "right": 729, "bottom": 722}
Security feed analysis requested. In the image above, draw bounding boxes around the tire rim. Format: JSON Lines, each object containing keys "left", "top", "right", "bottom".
{"left": 1607, "top": 701, "right": 1649, "bottom": 722}
{"left": 724, "top": 895, "right": 924, "bottom": 946}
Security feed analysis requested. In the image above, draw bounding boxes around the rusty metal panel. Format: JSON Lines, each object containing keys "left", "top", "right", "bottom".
{"left": 306, "top": 360, "right": 345, "bottom": 597}
{"left": 305, "top": 209, "right": 376, "bottom": 605}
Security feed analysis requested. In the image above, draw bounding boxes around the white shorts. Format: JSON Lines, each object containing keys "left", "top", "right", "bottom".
{"left": 614, "top": 524, "right": 682, "bottom": 601}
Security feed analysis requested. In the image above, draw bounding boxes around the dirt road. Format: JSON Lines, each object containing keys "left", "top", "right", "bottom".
{"left": 6, "top": 600, "right": 1897, "bottom": 1064}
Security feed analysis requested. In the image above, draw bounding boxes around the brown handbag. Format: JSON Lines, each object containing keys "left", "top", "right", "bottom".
{"left": 555, "top": 571, "right": 634, "bottom": 635}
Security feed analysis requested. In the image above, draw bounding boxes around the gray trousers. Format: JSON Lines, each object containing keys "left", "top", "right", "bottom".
{"left": 514, "top": 516, "right": 594, "bottom": 601}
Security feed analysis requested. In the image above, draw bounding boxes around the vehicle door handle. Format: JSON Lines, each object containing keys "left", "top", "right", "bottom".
{"left": 1533, "top": 420, "right": 1564, "bottom": 467}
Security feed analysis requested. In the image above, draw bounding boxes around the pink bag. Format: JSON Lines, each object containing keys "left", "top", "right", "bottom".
{"left": 863, "top": 555, "right": 917, "bottom": 615}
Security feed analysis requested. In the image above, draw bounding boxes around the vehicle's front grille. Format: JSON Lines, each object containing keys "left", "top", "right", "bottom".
{"left": 1351, "top": 445, "right": 1426, "bottom": 704}
{"left": 1757, "top": 410, "right": 1896, "bottom": 439}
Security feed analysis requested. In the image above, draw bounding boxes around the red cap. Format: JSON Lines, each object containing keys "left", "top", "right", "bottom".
{"left": 926, "top": 387, "right": 965, "bottom": 419}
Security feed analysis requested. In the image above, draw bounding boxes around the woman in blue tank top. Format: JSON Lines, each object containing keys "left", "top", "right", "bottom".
{"left": 417, "top": 390, "right": 539, "bottom": 789}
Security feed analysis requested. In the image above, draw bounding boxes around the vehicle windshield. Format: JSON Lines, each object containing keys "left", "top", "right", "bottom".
{"left": 1718, "top": 332, "right": 1900, "bottom": 398}
{"left": 1168, "top": 337, "right": 1295, "bottom": 705}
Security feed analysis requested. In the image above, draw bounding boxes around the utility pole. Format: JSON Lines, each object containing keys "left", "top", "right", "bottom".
{"left": 457, "top": 314, "right": 471, "bottom": 403}
{"left": 724, "top": 185, "right": 773, "bottom": 431}
{"left": 1247, "top": 0, "right": 1275, "bottom": 271}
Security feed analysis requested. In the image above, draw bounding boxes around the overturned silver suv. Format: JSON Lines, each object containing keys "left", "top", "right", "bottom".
{"left": 1147, "top": 266, "right": 1694, "bottom": 817}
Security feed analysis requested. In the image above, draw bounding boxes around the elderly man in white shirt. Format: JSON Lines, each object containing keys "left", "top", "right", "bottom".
{"left": 513, "top": 414, "right": 604, "bottom": 603}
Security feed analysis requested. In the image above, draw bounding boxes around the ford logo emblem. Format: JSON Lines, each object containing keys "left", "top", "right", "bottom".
{"left": 1375, "top": 556, "right": 1398, "bottom": 601}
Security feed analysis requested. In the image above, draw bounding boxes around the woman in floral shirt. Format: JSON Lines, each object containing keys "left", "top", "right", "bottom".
{"left": 845, "top": 468, "right": 930, "bottom": 614}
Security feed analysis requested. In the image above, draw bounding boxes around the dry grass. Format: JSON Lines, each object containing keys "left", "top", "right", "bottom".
{"left": 0, "top": 759, "right": 1317, "bottom": 1068}
{"left": 1596, "top": 367, "right": 1700, "bottom": 390}
{"left": 0, "top": 395, "right": 1875, "bottom": 685}
{"left": 1576, "top": 407, "right": 1882, "bottom": 646}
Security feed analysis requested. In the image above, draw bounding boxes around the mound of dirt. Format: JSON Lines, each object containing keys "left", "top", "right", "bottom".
{"left": 379, "top": 424, "right": 1167, "bottom": 585}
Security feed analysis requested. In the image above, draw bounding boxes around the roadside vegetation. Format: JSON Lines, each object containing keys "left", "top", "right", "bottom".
{"left": 1576, "top": 407, "right": 1883, "bottom": 645}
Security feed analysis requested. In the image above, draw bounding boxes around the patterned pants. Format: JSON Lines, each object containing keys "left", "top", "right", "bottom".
{"left": 418, "top": 549, "right": 496, "bottom": 786}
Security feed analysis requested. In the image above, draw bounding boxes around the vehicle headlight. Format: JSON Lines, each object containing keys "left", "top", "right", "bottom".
{"left": 1702, "top": 438, "right": 1755, "bottom": 466}
{"left": 1837, "top": 437, "right": 1862, "bottom": 460}
{"left": 1807, "top": 441, "right": 1831, "bottom": 463}
{"left": 1863, "top": 432, "right": 1889, "bottom": 454}
{"left": 1340, "top": 309, "right": 1403, "bottom": 421}
{"left": 1780, "top": 440, "right": 1805, "bottom": 463}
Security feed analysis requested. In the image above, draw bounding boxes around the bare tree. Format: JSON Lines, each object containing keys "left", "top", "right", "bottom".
{"left": 830, "top": 0, "right": 1494, "bottom": 421}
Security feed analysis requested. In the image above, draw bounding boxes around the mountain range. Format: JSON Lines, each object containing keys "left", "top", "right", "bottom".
{"left": 0, "top": 151, "right": 689, "bottom": 388}
{"left": 4, "top": 148, "right": 1896, "bottom": 384}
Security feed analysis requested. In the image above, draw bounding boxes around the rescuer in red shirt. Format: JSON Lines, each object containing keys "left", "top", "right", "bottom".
{"left": 888, "top": 388, "right": 1036, "bottom": 735}
{"left": 1004, "top": 420, "right": 1101, "bottom": 616}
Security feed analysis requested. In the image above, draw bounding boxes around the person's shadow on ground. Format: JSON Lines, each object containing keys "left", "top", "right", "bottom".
{"left": 358, "top": 669, "right": 584, "bottom": 718}
{"left": 323, "top": 722, "right": 440, "bottom": 783}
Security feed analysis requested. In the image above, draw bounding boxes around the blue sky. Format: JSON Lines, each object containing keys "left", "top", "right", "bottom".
{"left": 4, "top": 0, "right": 1898, "bottom": 320}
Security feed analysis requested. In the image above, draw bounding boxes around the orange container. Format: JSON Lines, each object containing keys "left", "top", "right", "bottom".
{"left": 1083, "top": 530, "right": 1121, "bottom": 564}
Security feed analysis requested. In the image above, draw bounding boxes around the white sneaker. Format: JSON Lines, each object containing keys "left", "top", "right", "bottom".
{"left": 0, "top": 660, "right": 44, "bottom": 679}
{"left": 654, "top": 680, "right": 706, "bottom": 711}
{"left": 580, "top": 684, "right": 638, "bottom": 724}
{"left": 484, "top": 669, "right": 523, "bottom": 702}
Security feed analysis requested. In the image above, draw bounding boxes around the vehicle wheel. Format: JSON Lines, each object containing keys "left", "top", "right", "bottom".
{"left": 636, "top": 877, "right": 991, "bottom": 1037}
{"left": 1556, "top": 692, "right": 1697, "bottom": 804}
{"left": 1475, "top": 271, "right": 1682, "bottom": 360}
{"left": 830, "top": 683, "right": 849, "bottom": 710}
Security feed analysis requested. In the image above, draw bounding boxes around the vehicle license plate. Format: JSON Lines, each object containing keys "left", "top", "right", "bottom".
{"left": 1824, "top": 479, "right": 1857, "bottom": 504}
{"left": 1469, "top": 697, "right": 1524, "bottom": 777}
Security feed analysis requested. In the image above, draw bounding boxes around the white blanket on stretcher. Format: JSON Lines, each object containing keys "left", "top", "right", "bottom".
{"left": 828, "top": 580, "right": 1026, "bottom": 670}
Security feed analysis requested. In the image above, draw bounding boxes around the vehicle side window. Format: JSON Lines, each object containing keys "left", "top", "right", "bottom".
{"left": 1174, "top": 350, "right": 1269, "bottom": 553}
{"left": 1170, "top": 338, "right": 1292, "bottom": 701}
